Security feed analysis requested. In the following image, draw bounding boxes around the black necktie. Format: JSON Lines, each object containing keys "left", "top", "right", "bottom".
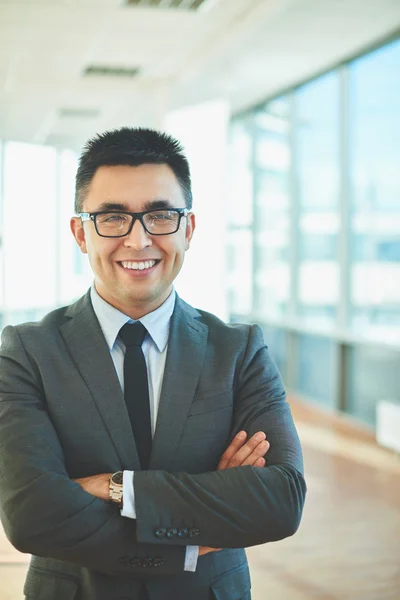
{"left": 119, "top": 322, "right": 152, "bottom": 470}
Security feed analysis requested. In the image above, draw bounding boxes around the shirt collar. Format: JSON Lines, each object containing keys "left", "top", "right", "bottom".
{"left": 90, "top": 284, "right": 176, "bottom": 353}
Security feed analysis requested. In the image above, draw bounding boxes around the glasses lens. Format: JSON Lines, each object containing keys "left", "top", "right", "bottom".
{"left": 143, "top": 210, "right": 180, "bottom": 234}
{"left": 96, "top": 213, "right": 131, "bottom": 236}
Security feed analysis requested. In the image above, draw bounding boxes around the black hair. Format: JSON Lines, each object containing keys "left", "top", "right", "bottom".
{"left": 74, "top": 127, "right": 192, "bottom": 213}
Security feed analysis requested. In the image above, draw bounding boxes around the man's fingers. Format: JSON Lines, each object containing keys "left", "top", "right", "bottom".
{"left": 217, "top": 431, "right": 247, "bottom": 470}
{"left": 240, "top": 441, "right": 269, "bottom": 467}
{"left": 225, "top": 432, "right": 267, "bottom": 468}
{"left": 199, "top": 546, "right": 222, "bottom": 556}
{"left": 217, "top": 431, "right": 269, "bottom": 471}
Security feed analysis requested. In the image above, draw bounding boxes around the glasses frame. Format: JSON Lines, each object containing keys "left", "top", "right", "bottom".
{"left": 79, "top": 208, "right": 189, "bottom": 238}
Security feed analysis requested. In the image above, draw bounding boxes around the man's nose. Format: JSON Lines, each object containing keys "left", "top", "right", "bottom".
{"left": 123, "top": 218, "right": 152, "bottom": 250}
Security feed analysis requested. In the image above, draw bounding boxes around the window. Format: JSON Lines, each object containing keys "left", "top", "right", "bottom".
{"left": 346, "top": 345, "right": 400, "bottom": 426}
{"left": 295, "top": 72, "right": 340, "bottom": 329}
{"left": 294, "top": 333, "right": 338, "bottom": 410}
{"left": 2, "top": 142, "right": 58, "bottom": 311}
{"left": 253, "top": 97, "right": 291, "bottom": 320}
{"left": 348, "top": 38, "right": 400, "bottom": 343}
{"left": 58, "top": 150, "right": 92, "bottom": 304}
{"left": 227, "top": 118, "right": 254, "bottom": 316}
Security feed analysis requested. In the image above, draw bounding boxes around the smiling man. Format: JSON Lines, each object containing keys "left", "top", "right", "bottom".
{"left": 72, "top": 161, "right": 194, "bottom": 318}
{"left": 0, "top": 128, "right": 306, "bottom": 600}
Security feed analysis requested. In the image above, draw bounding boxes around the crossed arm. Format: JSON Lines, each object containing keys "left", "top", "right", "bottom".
{"left": 73, "top": 430, "right": 270, "bottom": 557}
{"left": 0, "top": 323, "right": 306, "bottom": 576}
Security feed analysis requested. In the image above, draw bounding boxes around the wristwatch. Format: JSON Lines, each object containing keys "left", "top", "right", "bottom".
{"left": 109, "top": 471, "right": 124, "bottom": 507}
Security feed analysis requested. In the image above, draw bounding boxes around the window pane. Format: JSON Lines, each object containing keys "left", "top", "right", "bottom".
{"left": 295, "top": 72, "right": 340, "bottom": 329}
{"left": 348, "top": 39, "right": 400, "bottom": 343}
{"left": 228, "top": 119, "right": 253, "bottom": 227}
{"left": 3, "top": 142, "right": 57, "bottom": 311}
{"left": 346, "top": 345, "right": 400, "bottom": 427}
{"left": 227, "top": 229, "right": 253, "bottom": 315}
{"left": 254, "top": 97, "right": 291, "bottom": 320}
{"left": 59, "top": 150, "right": 92, "bottom": 304}
{"left": 294, "top": 333, "right": 338, "bottom": 410}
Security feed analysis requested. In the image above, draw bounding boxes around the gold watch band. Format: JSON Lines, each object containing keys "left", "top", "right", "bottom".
{"left": 109, "top": 472, "right": 124, "bottom": 506}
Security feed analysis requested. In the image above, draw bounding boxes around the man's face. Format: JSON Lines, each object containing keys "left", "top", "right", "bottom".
{"left": 71, "top": 163, "right": 195, "bottom": 318}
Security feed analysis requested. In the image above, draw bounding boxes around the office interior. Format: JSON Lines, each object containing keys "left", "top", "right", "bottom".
{"left": 0, "top": 1, "right": 399, "bottom": 599}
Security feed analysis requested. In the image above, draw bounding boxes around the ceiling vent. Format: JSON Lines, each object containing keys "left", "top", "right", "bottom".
{"left": 125, "top": 0, "right": 210, "bottom": 11}
{"left": 59, "top": 107, "right": 100, "bottom": 119}
{"left": 84, "top": 65, "right": 140, "bottom": 78}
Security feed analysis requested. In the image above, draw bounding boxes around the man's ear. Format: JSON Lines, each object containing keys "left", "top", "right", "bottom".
{"left": 70, "top": 217, "right": 87, "bottom": 254}
{"left": 185, "top": 212, "right": 196, "bottom": 251}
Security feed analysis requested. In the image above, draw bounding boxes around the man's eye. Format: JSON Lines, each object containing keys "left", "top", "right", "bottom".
{"left": 100, "top": 214, "right": 127, "bottom": 223}
{"left": 150, "top": 212, "right": 173, "bottom": 221}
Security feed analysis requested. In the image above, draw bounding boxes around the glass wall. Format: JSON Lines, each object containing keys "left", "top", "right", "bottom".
{"left": 348, "top": 38, "right": 400, "bottom": 343}
{"left": 227, "top": 117, "right": 254, "bottom": 317}
{"left": 295, "top": 72, "right": 341, "bottom": 329}
{"left": 0, "top": 141, "right": 92, "bottom": 328}
{"left": 253, "top": 97, "right": 291, "bottom": 321}
{"left": 227, "top": 35, "right": 400, "bottom": 427}
{"left": 3, "top": 142, "right": 58, "bottom": 314}
{"left": 347, "top": 345, "right": 400, "bottom": 427}
{"left": 293, "top": 333, "right": 338, "bottom": 410}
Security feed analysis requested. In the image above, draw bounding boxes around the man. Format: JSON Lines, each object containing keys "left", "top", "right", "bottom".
{"left": 0, "top": 128, "right": 306, "bottom": 600}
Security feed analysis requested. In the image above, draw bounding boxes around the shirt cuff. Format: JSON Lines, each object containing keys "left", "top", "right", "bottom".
{"left": 184, "top": 546, "right": 199, "bottom": 572}
{"left": 120, "top": 470, "right": 136, "bottom": 519}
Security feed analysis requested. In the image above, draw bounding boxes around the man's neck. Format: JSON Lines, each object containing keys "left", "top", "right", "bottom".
{"left": 93, "top": 283, "right": 173, "bottom": 320}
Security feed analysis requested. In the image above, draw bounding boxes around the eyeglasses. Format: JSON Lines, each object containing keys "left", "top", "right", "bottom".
{"left": 79, "top": 208, "right": 188, "bottom": 238}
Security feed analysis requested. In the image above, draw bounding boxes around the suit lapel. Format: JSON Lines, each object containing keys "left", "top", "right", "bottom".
{"left": 149, "top": 297, "right": 208, "bottom": 470}
{"left": 60, "top": 292, "right": 140, "bottom": 470}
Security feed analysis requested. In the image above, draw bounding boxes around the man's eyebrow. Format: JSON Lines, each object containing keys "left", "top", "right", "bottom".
{"left": 95, "top": 202, "right": 128, "bottom": 212}
{"left": 143, "top": 199, "right": 174, "bottom": 210}
{"left": 93, "top": 199, "right": 174, "bottom": 212}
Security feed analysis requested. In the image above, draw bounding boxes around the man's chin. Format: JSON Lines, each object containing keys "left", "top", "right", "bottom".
{"left": 123, "top": 286, "right": 166, "bottom": 308}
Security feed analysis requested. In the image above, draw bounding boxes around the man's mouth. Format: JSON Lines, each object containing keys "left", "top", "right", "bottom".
{"left": 118, "top": 260, "right": 160, "bottom": 271}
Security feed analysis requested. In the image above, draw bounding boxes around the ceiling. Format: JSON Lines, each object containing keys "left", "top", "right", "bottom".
{"left": 0, "top": 0, "right": 399, "bottom": 150}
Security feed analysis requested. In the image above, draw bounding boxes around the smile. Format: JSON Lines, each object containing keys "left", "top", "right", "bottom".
{"left": 120, "top": 260, "right": 158, "bottom": 271}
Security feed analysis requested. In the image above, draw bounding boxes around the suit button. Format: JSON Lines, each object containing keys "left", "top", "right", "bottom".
{"left": 166, "top": 527, "right": 177, "bottom": 539}
{"left": 155, "top": 527, "right": 167, "bottom": 538}
{"left": 142, "top": 558, "right": 153, "bottom": 568}
{"left": 177, "top": 528, "right": 189, "bottom": 538}
{"left": 188, "top": 528, "right": 200, "bottom": 538}
{"left": 129, "top": 558, "right": 142, "bottom": 568}
{"left": 153, "top": 557, "right": 164, "bottom": 568}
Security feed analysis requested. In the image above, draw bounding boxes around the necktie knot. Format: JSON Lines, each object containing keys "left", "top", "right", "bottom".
{"left": 119, "top": 322, "right": 147, "bottom": 348}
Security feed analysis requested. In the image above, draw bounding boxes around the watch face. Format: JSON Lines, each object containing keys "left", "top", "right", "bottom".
{"left": 111, "top": 471, "right": 123, "bottom": 485}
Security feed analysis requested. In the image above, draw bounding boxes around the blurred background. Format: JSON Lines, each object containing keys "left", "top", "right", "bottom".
{"left": 0, "top": 1, "right": 399, "bottom": 599}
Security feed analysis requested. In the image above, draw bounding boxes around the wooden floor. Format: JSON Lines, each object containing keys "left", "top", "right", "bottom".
{"left": 1, "top": 398, "right": 399, "bottom": 599}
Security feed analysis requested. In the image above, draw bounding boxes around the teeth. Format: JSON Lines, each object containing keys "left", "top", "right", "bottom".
{"left": 121, "top": 260, "right": 156, "bottom": 270}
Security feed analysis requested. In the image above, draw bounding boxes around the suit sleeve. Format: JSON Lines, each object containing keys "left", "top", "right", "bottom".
{"left": 121, "top": 470, "right": 199, "bottom": 571}
{"left": 0, "top": 325, "right": 186, "bottom": 576}
{"left": 133, "top": 324, "right": 307, "bottom": 549}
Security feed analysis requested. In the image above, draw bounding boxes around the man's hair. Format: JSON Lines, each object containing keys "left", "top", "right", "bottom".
{"left": 74, "top": 127, "right": 192, "bottom": 213}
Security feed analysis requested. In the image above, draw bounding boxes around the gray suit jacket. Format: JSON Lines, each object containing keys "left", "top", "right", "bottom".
{"left": 0, "top": 291, "right": 306, "bottom": 600}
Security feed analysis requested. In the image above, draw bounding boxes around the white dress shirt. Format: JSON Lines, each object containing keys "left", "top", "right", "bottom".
{"left": 90, "top": 285, "right": 199, "bottom": 572}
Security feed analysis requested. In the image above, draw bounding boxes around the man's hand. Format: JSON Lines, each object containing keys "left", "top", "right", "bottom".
{"left": 217, "top": 430, "right": 269, "bottom": 470}
{"left": 72, "top": 473, "right": 111, "bottom": 501}
{"left": 199, "top": 431, "right": 269, "bottom": 557}
{"left": 73, "top": 433, "right": 269, "bottom": 558}
{"left": 199, "top": 546, "right": 222, "bottom": 556}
